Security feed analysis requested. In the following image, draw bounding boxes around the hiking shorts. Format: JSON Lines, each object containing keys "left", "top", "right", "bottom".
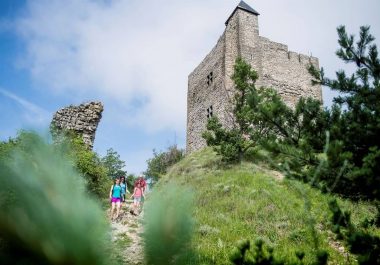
{"left": 111, "top": 197, "right": 121, "bottom": 203}
{"left": 134, "top": 197, "right": 141, "bottom": 203}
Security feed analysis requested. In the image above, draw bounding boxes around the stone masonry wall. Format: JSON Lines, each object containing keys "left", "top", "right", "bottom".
{"left": 223, "top": 9, "right": 241, "bottom": 99}
{"left": 50, "top": 102, "right": 103, "bottom": 149}
{"left": 187, "top": 6, "right": 322, "bottom": 154}
{"left": 254, "top": 37, "right": 322, "bottom": 107}
{"left": 187, "top": 35, "right": 228, "bottom": 153}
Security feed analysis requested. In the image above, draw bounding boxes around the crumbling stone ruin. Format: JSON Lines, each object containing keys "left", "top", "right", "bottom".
{"left": 50, "top": 102, "right": 103, "bottom": 149}
{"left": 186, "top": 1, "right": 322, "bottom": 153}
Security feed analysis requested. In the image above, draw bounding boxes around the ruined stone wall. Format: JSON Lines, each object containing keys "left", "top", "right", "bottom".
{"left": 50, "top": 102, "right": 103, "bottom": 149}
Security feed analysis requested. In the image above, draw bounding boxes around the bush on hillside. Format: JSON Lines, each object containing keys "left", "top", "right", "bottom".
{"left": 145, "top": 144, "right": 184, "bottom": 180}
{"left": 61, "top": 132, "right": 110, "bottom": 198}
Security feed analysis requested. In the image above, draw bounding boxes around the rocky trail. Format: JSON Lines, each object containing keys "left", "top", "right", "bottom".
{"left": 110, "top": 203, "right": 145, "bottom": 265}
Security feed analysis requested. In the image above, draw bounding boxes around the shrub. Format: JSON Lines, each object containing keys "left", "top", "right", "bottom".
{"left": 145, "top": 145, "right": 184, "bottom": 180}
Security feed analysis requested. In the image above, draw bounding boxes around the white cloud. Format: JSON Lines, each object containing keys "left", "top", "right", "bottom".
{"left": 13, "top": 0, "right": 380, "bottom": 133}
{"left": 8, "top": 0, "right": 380, "bottom": 174}
{"left": 14, "top": 0, "right": 233, "bottom": 132}
{"left": 0, "top": 87, "right": 49, "bottom": 125}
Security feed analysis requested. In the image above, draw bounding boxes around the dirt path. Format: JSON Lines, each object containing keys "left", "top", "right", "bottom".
{"left": 110, "top": 204, "right": 144, "bottom": 265}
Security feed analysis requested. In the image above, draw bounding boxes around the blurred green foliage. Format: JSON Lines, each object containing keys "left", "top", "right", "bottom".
{"left": 144, "top": 183, "right": 194, "bottom": 264}
{"left": 328, "top": 199, "right": 380, "bottom": 265}
{"left": 0, "top": 131, "right": 111, "bottom": 265}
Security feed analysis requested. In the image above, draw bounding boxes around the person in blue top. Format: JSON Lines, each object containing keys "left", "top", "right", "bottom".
{"left": 109, "top": 177, "right": 122, "bottom": 220}
{"left": 120, "top": 176, "right": 129, "bottom": 205}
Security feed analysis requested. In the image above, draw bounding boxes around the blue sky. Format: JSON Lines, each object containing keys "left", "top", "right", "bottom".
{"left": 1, "top": 0, "right": 379, "bottom": 174}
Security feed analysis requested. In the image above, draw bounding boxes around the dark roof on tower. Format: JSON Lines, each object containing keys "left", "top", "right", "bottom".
{"left": 225, "top": 1, "right": 260, "bottom": 25}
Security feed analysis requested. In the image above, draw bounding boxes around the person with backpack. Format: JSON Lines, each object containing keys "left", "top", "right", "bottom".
{"left": 109, "top": 177, "right": 122, "bottom": 220}
{"left": 120, "top": 176, "right": 129, "bottom": 205}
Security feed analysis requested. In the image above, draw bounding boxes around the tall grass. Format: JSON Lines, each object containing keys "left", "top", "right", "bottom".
{"left": 0, "top": 133, "right": 110, "bottom": 265}
{"left": 163, "top": 148, "right": 379, "bottom": 264}
{"left": 144, "top": 183, "right": 194, "bottom": 265}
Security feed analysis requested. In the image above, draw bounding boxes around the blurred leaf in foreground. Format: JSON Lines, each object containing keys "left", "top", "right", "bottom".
{"left": 144, "top": 183, "right": 194, "bottom": 265}
{"left": 0, "top": 132, "right": 110, "bottom": 265}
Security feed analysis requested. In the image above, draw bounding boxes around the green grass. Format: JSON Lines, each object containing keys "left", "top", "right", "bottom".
{"left": 161, "top": 148, "right": 379, "bottom": 264}
{"left": 115, "top": 233, "right": 133, "bottom": 246}
{"left": 110, "top": 233, "right": 133, "bottom": 264}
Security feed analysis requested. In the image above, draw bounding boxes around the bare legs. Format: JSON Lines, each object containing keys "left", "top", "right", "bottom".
{"left": 110, "top": 201, "right": 121, "bottom": 220}
{"left": 131, "top": 198, "right": 142, "bottom": 215}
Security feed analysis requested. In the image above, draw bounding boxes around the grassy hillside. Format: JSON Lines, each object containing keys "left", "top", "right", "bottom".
{"left": 160, "top": 148, "right": 379, "bottom": 264}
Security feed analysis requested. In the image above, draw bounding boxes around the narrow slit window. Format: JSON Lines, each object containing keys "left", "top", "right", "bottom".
{"left": 206, "top": 105, "right": 213, "bottom": 119}
{"left": 207, "top": 72, "right": 214, "bottom": 86}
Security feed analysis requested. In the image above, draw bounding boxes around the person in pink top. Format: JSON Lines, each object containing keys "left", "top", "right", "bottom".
{"left": 130, "top": 182, "right": 145, "bottom": 211}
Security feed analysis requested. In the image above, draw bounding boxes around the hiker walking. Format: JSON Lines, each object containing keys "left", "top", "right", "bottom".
{"left": 109, "top": 177, "right": 122, "bottom": 220}
{"left": 120, "top": 176, "right": 129, "bottom": 205}
{"left": 130, "top": 181, "right": 145, "bottom": 213}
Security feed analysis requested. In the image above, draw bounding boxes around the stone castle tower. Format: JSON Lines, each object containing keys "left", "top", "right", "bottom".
{"left": 186, "top": 1, "right": 322, "bottom": 153}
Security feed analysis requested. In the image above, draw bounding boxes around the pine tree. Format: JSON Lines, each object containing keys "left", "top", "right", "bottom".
{"left": 309, "top": 26, "right": 380, "bottom": 199}
{"left": 202, "top": 58, "right": 259, "bottom": 163}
